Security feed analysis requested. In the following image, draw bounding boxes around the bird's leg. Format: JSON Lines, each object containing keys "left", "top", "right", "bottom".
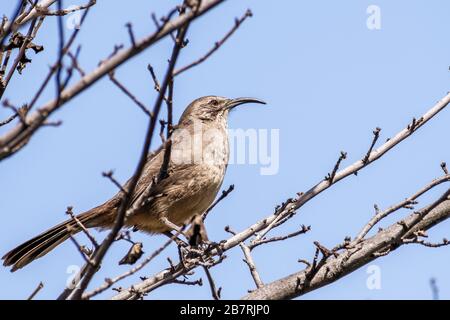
{"left": 163, "top": 231, "right": 188, "bottom": 248}
{"left": 159, "top": 217, "right": 189, "bottom": 239}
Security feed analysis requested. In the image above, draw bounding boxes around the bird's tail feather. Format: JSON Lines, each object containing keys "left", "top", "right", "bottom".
{"left": 2, "top": 210, "right": 100, "bottom": 272}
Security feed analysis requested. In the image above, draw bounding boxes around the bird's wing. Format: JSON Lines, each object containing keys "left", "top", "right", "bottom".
{"left": 127, "top": 145, "right": 165, "bottom": 208}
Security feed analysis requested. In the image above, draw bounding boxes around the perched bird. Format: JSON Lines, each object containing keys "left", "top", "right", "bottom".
{"left": 3, "top": 96, "right": 265, "bottom": 271}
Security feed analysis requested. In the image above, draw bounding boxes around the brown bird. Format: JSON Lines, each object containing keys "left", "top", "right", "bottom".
{"left": 3, "top": 96, "right": 265, "bottom": 271}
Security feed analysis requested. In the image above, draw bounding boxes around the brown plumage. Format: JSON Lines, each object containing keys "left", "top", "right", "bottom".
{"left": 3, "top": 96, "right": 265, "bottom": 271}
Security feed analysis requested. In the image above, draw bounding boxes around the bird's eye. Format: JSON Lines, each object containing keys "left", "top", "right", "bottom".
{"left": 210, "top": 99, "right": 219, "bottom": 106}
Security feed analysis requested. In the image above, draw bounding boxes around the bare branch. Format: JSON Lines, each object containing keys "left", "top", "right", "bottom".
{"left": 402, "top": 237, "right": 449, "bottom": 248}
{"left": 203, "top": 266, "right": 221, "bottom": 300}
{"left": 325, "top": 151, "right": 347, "bottom": 183}
{"left": 67, "top": 47, "right": 85, "bottom": 77}
{"left": 27, "top": 281, "right": 44, "bottom": 300}
{"left": 172, "top": 277, "right": 203, "bottom": 287}
{"left": 0, "top": 1, "right": 27, "bottom": 49}
{"left": 173, "top": 9, "right": 252, "bottom": 76}
{"left": 147, "top": 64, "right": 161, "bottom": 92}
{"left": 147, "top": 64, "right": 169, "bottom": 104}
{"left": 240, "top": 243, "right": 264, "bottom": 289}
{"left": 250, "top": 225, "right": 311, "bottom": 249}
{"left": 36, "top": 0, "right": 96, "bottom": 17}
{"left": 0, "top": 0, "right": 225, "bottom": 161}
{"left": 108, "top": 71, "right": 152, "bottom": 117}
{"left": 243, "top": 189, "right": 450, "bottom": 300}
{"left": 166, "top": 77, "right": 174, "bottom": 139}
{"left": 82, "top": 234, "right": 177, "bottom": 299}
{"left": 54, "top": 0, "right": 64, "bottom": 108}
{"left": 202, "top": 184, "right": 234, "bottom": 221}
{"left": 66, "top": 206, "right": 99, "bottom": 248}
{"left": 102, "top": 170, "right": 127, "bottom": 194}
{"left": 355, "top": 174, "right": 450, "bottom": 241}
{"left": 0, "top": 17, "right": 40, "bottom": 100}
{"left": 441, "top": 162, "right": 448, "bottom": 175}
{"left": 0, "top": 112, "right": 18, "bottom": 127}
{"left": 362, "top": 127, "right": 381, "bottom": 164}
{"left": 67, "top": 231, "right": 94, "bottom": 266}
{"left": 125, "top": 22, "right": 136, "bottom": 47}
{"left": 252, "top": 92, "right": 450, "bottom": 239}
{"left": 3, "top": 99, "right": 28, "bottom": 126}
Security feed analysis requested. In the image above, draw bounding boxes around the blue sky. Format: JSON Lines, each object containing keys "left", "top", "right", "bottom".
{"left": 0, "top": 0, "right": 449, "bottom": 299}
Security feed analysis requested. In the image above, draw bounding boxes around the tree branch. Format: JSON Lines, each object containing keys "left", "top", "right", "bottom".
{"left": 173, "top": 8, "right": 252, "bottom": 76}
{"left": 0, "top": 0, "right": 226, "bottom": 160}
{"left": 243, "top": 190, "right": 450, "bottom": 300}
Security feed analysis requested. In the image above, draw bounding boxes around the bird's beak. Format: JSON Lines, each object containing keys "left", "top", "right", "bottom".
{"left": 225, "top": 97, "right": 266, "bottom": 110}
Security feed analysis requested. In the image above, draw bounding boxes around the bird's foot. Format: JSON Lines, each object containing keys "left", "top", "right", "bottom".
{"left": 178, "top": 240, "right": 225, "bottom": 267}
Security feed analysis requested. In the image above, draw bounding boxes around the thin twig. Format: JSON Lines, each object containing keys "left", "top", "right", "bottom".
{"left": 3, "top": 100, "right": 28, "bottom": 126}
{"left": 125, "top": 22, "right": 136, "bottom": 47}
{"left": 27, "top": 281, "right": 44, "bottom": 300}
{"left": 173, "top": 9, "right": 252, "bottom": 76}
{"left": 67, "top": 232, "right": 94, "bottom": 265}
{"left": 240, "top": 243, "right": 264, "bottom": 288}
{"left": 441, "top": 162, "right": 448, "bottom": 175}
{"left": 147, "top": 64, "right": 161, "bottom": 92}
{"left": 202, "top": 266, "right": 221, "bottom": 300}
{"left": 0, "top": 17, "right": 38, "bottom": 99}
{"left": 326, "top": 151, "right": 347, "bottom": 183}
{"left": 147, "top": 64, "right": 169, "bottom": 103}
{"left": 35, "top": 0, "right": 96, "bottom": 16}
{"left": 402, "top": 237, "right": 449, "bottom": 248}
{"left": 82, "top": 232, "right": 178, "bottom": 299}
{"left": 202, "top": 184, "right": 234, "bottom": 221}
{"left": 108, "top": 71, "right": 152, "bottom": 117}
{"left": 243, "top": 188, "right": 450, "bottom": 300}
{"left": 363, "top": 127, "right": 381, "bottom": 164}
{"left": 67, "top": 47, "right": 85, "bottom": 77}
{"left": 157, "top": 139, "right": 172, "bottom": 181}
{"left": 0, "top": 112, "right": 18, "bottom": 127}
{"left": 172, "top": 278, "right": 203, "bottom": 286}
{"left": 66, "top": 206, "right": 99, "bottom": 248}
{"left": 166, "top": 77, "right": 174, "bottom": 139}
{"left": 0, "top": 1, "right": 25, "bottom": 49}
{"left": 54, "top": 0, "right": 64, "bottom": 106}
{"left": 102, "top": 170, "right": 127, "bottom": 194}
{"left": 250, "top": 225, "right": 311, "bottom": 249}
{"left": 355, "top": 174, "right": 450, "bottom": 242}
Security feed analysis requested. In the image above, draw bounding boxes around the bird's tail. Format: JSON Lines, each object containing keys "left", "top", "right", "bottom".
{"left": 2, "top": 209, "right": 103, "bottom": 272}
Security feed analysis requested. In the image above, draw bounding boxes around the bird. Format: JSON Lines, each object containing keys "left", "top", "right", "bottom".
{"left": 2, "top": 96, "right": 265, "bottom": 271}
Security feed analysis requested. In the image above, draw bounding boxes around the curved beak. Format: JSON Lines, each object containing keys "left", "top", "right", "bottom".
{"left": 225, "top": 97, "right": 266, "bottom": 110}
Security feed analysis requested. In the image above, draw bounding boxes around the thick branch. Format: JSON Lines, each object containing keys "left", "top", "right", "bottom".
{"left": 243, "top": 193, "right": 450, "bottom": 300}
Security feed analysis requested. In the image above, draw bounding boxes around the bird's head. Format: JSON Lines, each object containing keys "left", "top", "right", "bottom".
{"left": 178, "top": 95, "right": 266, "bottom": 125}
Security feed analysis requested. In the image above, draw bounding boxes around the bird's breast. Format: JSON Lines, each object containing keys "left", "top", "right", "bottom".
{"left": 171, "top": 122, "right": 230, "bottom": 171}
